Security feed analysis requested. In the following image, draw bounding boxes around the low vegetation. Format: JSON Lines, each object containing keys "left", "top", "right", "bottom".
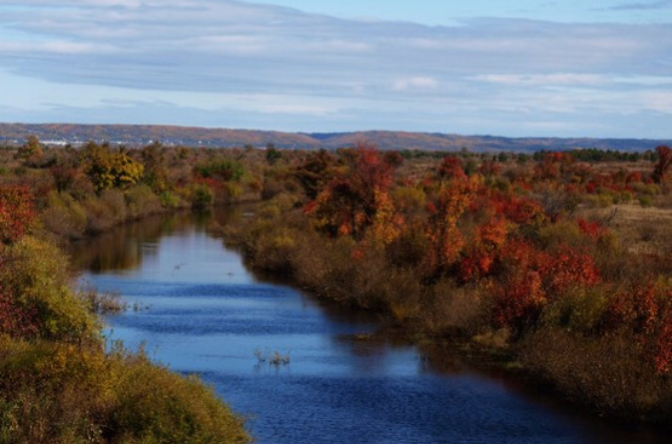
{"left": 222, "top": 142, "right": 672, "bottom": 424}
{"left": 3, "top": 135, "right": 672, "bottom": 434}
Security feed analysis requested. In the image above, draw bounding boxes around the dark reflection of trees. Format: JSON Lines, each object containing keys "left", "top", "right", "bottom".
{"left": 416, "top": 341, "right": 477, "bottom": 375}
{"left": 69, "top": 206, "right": 253, "bottom": 274}
{"left": 69, "top": 212, "right": 196, "bottom": 273}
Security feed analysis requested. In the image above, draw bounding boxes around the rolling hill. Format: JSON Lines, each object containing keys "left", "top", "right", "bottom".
{"left": 0, "top": 123, "right": 668, "bottom": 152}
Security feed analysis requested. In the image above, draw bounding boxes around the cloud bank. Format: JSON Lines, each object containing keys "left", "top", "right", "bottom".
{"left": 0, "top": 0, "right": 670, "bottom": 137}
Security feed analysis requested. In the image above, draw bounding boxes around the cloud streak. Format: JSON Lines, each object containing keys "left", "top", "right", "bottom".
{"left": 608, "top": 0, "right": 672, "bottom": 11}
{"left": 0, "top": 0, "right": 670, "bottom": 137}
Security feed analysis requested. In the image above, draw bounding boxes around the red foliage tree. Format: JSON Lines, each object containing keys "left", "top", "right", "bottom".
{"left": 493, "top": 239, "right": 600, "bottom": 332}
{"left": 459, "top": 216, "right": 508, "bottom": 282}
{"left": 546, "top": 245, "right": 601, "bottom": 295}
{"left": 0, "top": 282, "right": 38, "bottom": 338}
{"left": 654, "top": 311, "right": 672, "bottom": 374}
{"left": 437, "top": 156, "right": 467, "bottom": 181}
{"left": 535, "top": 152, "right": 573, "bottom": 181}
{"left": 0, "top": 185, "right": 36, "bottom": 244}
{"left": 577, "top": 218, "right": 604, "bottom": 239}
{"left": 607, "top": 281, "right": 672, "bottom": 374}
{"left": 494, "top": 270, "right": 546, "bottom": 330}
{"left": 306, "top": 143, "right": 398, "bottom": 239}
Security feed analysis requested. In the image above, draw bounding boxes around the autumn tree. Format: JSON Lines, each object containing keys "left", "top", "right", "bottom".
{"left": 295, "top": 149, "right": 337, "bottom": 199}
{"left": 0, "top": 185, "right": 36, "bottom": 244}
{"left": 493, "top": 240, "right": 600, "bottom": 333}
{"left": 80, "top": 142, "right": 144, "bottom": 191}
{"left": 652, "top": 145, "right": 672, "bottom": 185}
{"left": 194, "top": 158, "right": 245, "bottom": 182}
{"left": 607, "top": 281, "right": 672, "bottom": 374}
{"left": 17, "top": 135, "right": 44, "bottom": 165}
{"left": 424, "top": 158, "right": 481, "bottom": 276}
{"left": 306, "top": 143, "right": 399, "bottom": 239}
{"left": 0, "top": 282, "right": 38, "bottom": 338}
{"left": 265, "top": 144, "right": 282, "bottom": 165}
{"left": 140, "top": 141, "right": 170, "bottom": 193}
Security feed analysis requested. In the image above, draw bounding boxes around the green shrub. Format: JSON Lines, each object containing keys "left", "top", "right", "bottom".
{"left": 194, "top": 160, "right": 244, "bottom": 182}
{"left": 190, "top": 184, "right": 214, "bottom": 210}
{"left": 159, "top": 191, "right": 184, "bottom": 209}
{"left": 225, "top": 182, "right": 243, "bottom": 201}
{"left": 639, "top": 195, "right": 653, "bottom": 207}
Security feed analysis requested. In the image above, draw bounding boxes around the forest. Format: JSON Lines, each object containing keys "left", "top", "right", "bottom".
{"left": 2, "top": 136, "right": 672, "bottom": 441}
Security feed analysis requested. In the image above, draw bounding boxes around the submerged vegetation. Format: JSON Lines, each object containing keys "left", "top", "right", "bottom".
{"left": 3, "top": 135, "right": 672, "bottom": 437}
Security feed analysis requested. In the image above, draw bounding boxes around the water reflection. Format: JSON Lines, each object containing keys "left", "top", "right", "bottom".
{"left": 69, "top": 212, "right": 190, "bottom": 272}
{"left": 69, "top": 206, "right": 251, "bottom": 274}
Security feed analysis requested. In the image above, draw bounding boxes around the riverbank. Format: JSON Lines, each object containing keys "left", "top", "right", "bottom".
{"left": 1, "top": 142, "right": 260, "bottom": 441}
{"left": 220, "top": 176, "right": 672, "bottom": 426}
{"left": 78, "top": 209, "right": 670, "bottom": 444}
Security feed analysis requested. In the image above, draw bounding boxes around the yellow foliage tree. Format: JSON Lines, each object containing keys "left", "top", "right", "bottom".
{"left": 80, "top": 142, "right": 144, "bottom": 191}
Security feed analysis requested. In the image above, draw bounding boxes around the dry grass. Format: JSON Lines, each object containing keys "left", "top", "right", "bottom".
{"left": 519, "top": 328, "right": 672, "bottom": 420}
{"left": 579, "top": 203, "right": 672, "bottom": 255}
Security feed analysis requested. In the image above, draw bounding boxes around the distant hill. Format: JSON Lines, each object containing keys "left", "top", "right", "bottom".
{"left": 0, "top": 123, "right": 669, "bottom": 152}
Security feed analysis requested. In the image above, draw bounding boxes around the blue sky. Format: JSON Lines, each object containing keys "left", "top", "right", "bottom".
{"left": 0, "top": 0, "right": 670, "bottom": 138}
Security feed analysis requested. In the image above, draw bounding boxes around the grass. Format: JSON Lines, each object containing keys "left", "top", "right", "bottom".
{"left": 254, "top": 348, "right": 291, "bottom": 366}
{"left": 580, "top": 202, "right": 672, "bottom": 254}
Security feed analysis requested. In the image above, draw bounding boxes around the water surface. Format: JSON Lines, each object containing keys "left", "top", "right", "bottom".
{"left": 71, "top": 209, "right": 668, "bottom": 444}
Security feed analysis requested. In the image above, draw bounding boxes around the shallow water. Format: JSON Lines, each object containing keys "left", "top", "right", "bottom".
{"left": 71, "top": 209, "right": 668, "bottom": 444}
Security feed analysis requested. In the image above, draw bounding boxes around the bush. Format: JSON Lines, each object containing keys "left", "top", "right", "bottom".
{"left": 113, "top": 353, "right": 248, "bottom": 444}
{"left": 125, "top": 185, "right": 162, "bottom": 219}
{"left": 81, "top": 197, "right": 117, "bottom": 234}
{"left": 0, "top": 339, "right": 250, "bottom": 444}
{"left": 190, "top": 184, "right": 214, "bottom": 210}
{"left": 195, "top": 160, "right": 245, "bottom": 182}
{"left": 0, "top": 237, "right": 99, "bottom": 342}
{"left": 520, "top": 328, "right": 672, "bottom": 420}
{"left": 159, "top": 191, "right": 185, "bottom": 209}
{"left": 0, "top": 185, "right": 36, "bottom": 245}
{"left": 40, "top": 191, "right": 88, "bottom": 239}
{"left": 639, "top": 195, "right": 653, "bottom": 207}
{"left": 100, "top": 189, "right": 128, "bottom": 224}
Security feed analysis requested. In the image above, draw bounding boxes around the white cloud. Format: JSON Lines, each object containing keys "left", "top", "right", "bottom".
{"left": 473, "top": 74, "right": 603, "bottom": 86}
{"left": 0, "top": 1, "right": 670, "bottom": 137}
{"left": 392, "top": 77, "right": 439, "bottom": 91}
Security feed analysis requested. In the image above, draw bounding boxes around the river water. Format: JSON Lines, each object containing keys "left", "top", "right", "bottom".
{"left": 70, "top": 209, "right": 668, "bottom": 444}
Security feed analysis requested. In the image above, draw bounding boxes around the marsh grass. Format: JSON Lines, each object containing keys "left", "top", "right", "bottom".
{"left": 80, "top": 287, "right": 128, "bottom": 315}
{"left": 254, "top": 348, "right": 291, "bottom": 366}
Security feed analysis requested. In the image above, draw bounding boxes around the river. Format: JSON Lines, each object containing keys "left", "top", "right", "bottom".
{"left": 70, "top": 209, "right": 668, "bottom": 444}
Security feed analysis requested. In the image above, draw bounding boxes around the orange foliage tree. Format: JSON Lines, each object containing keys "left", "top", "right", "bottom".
{"left": 306, "top": 143, "right": 399, "bottom": 239}
{"left": 424, "top": 158, "right": 480, "bottom": 276}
